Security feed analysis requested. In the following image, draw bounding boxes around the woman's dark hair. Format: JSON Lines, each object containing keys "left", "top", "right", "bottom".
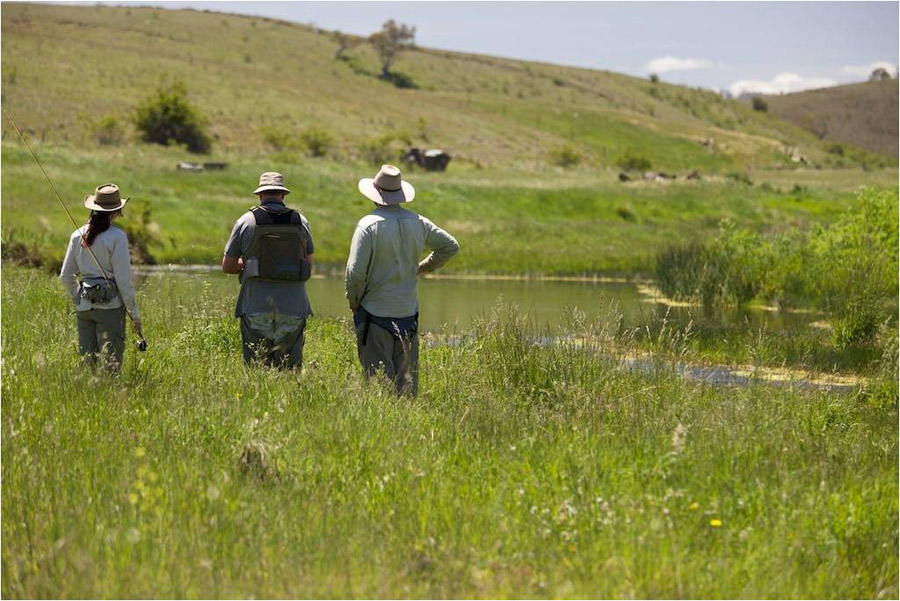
{"left": 82, "top": 210, "right": 120, "bottom": 247}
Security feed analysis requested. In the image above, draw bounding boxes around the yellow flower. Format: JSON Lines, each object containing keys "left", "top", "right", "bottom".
{"left": 689, "top": 502, "right": 699, "bottom": 511}
{"left": 710, "top": 519, "right": 723, "bottom": 527}
{"left": 134, "top": 447, "right": 146, "bottom": 458}
{"left": 127, "top": 492, "right": 139, "bottom": 505}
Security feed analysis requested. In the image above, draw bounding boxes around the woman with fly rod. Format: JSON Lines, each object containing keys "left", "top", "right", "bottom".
{"left": 59, "top": 183, "right": 143, "bottom": 373}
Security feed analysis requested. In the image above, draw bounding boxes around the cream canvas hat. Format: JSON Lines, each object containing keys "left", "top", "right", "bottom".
{"left": 253, "top": 172, "right": 291, "bottom": 195}
{"left": 83, "top": 183, "right": 129, "bottom": 212}
{"left": 358, "top": 164, "right": 415, "bottom": 205}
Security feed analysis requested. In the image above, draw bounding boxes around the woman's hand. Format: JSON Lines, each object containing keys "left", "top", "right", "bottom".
{"left": 132, "top": 318, "right": 143, "bottom": 336}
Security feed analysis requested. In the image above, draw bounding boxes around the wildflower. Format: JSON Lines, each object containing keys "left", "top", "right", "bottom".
{"left": 127, "top": 492, "right": 139, "bottom": 505}
{"left": 689, "top": 502, "right": 699, "bottom": 511}
{"left": 134, "top": 447, "right": 146, "bottom": 458}
{"left": 710, "top": 519, "right": 723, "bottom": 527}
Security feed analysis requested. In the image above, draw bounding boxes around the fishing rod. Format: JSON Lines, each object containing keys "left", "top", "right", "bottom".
{"left": 5, "top": 110, "right": 148, "bottom": 351}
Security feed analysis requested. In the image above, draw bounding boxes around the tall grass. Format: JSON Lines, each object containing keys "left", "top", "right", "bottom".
{"left": 2, "top": 266, "right": 897, "bottom": 597}
{"left": 657, "top": 187, "right": 899, "bottom": 346}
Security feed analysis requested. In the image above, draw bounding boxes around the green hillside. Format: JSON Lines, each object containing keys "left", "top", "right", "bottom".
{"left": 763, "top": 79, "right": 899, "bottom": 158}
{"left": 1, "top": 3, "right": 884, "bottom": 171}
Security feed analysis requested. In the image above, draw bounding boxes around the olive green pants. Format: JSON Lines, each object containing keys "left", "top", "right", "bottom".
{"left": 240, "top": 313, "right": 306, "bottom": 369}
{"left": 356, "top": 322, "right": 419, "bottom": 396}
{"left": 76, "top": 306, "right": 126, "bottom": 373}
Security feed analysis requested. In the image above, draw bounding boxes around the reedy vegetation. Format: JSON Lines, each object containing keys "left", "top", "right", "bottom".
{"left": 656, "top": 187, "right": 899, "bottom": 347}
{"left": 1, "top": 267, "right": 897, "bottom": 597}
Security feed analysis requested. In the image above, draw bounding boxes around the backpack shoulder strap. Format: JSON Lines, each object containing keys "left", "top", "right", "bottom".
{"left": 250, "top": 205, "right": 274, "bottom": 225}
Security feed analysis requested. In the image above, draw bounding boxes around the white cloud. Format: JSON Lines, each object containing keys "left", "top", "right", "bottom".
{"left": 646, "top": 56, "right": 713, "bottom": 74}
{"left": 729, "top": 73, "right": 838, "bottom": 96}
{"left": 839, "top": 61, "right": 897, "bottom": 79}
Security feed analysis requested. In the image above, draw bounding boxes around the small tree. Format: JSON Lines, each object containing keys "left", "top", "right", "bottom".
{"left": 649, "top": 73, "right": 660, "bottom": 84}
{"left": 333, "top": 31, "right": 358, "bottom": 59}
{"left": 369, "top": 19, "right": 416, "bottom": 79}
{"left": 134, "top": 82, "right": 211, "bottom": 154}
{"left": 870, "top": 67, "right": 891, "bottom": 82}
{"left": 751, "top": 96, "right": 768, "bottom": 112}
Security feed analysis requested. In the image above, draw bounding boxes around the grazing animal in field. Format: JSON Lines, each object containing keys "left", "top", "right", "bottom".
{"left": 618, "top": 172, "right": 631, "bottom": 182}
{"left": 402, "top": 147, "right": 452, "bottom": 172}
{"left": 177, "top": 161, "right": 204, "bottom": 172}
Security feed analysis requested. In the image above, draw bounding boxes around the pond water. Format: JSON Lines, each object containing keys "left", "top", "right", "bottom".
{"left": 138, "top": 267, "right": 818, "bottom": 334}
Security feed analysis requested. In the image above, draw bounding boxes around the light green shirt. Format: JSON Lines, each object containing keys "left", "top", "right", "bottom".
{"left": 345, "top": 205, "right": 459, "bottom": 318}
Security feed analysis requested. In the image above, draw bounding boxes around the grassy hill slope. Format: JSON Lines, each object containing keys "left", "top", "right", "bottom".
{"left": 763, "top": 79, "right": 899, "bottom": 158}
{"left": 1, "top": 3, "right": 885, "bottom": 171}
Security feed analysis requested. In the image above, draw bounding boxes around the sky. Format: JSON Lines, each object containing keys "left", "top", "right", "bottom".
{"left": 76, "top": 1, "right": 899, "bottom": 95}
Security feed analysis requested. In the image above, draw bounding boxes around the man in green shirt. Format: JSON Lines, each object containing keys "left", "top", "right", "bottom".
{"left": 345, "top": 164, "right": 459, "bottom": 396}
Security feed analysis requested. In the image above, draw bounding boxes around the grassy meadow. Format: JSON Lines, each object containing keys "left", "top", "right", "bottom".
{"left": 2, "top": 266, "right": 897, "bottom": 598}
{"left": 3, "top": 141, "right": 897, "bottom": 275}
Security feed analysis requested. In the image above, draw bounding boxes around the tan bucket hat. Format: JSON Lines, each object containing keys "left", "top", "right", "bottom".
{"left": 358, "top": 164, "right": 415, "bottom": 205}
{"left": 253, "top": 172, "right": 291, "bottom": 195}
{"left": 83, "top": 183, "right": 129, "bottom": 212}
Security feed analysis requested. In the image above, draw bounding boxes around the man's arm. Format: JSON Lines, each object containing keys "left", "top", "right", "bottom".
{"left": 418, "top": 219, "right": 460, "bottom": 274}
{"left": 345, "top": 224, "right": 373, "bottom": 312}
{"left": 222, "top": 218, "right": 245, "bottom": 275}
{"left": 222, "top": 255, "right": 243, "bottom": 274}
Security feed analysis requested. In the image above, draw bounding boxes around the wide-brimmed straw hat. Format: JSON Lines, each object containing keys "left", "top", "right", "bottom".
{"left": 253, "top": 172, "right": 291, "bottom": 195}
{"left": 358, "top": 164, "right": 415, "bottom": 205}
{"left": 83, "top": 183, "right": 129, "bottom": 212}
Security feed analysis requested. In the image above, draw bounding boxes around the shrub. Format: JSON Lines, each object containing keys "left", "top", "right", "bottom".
{"left": 94, "top": 114, "right": 124, "bottom": 146}
{"left": 301, "top": 127, "right": 333, "bottom": 157}
{"left": 615, "top": 151, "right": 652, "bottom": 172}
{"left": 649, "top": 73, "right": 659, "bottom": 84}
{"left": 655, "top": 188, "right": 899, "bottom": 342}
{"left": 361, "top": 133, "right": 402, "bottom": 165}
{"left": 550, "top": 145, "right": 582, "bottom": 168}
{"left": 751, "top": 96, "right": 768, "bottom": 112}
{"left": 260, "top": 126, "right": 300, "bottom": 152}
{"left": 725, "top": 171, "right": 753, "bottom": 186}
{"left": 133, "top": 82, "right": 211, "bottom": 154}
{"left": 826, "top": 143, "right": 845, "bottom": 156}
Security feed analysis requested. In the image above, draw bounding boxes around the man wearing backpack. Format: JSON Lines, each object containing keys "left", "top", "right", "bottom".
{"left": 223, "top": 172, "right": 314, "bottom": 369}
{"left": 345, "top": 164, "right": 459, "bottom": 396}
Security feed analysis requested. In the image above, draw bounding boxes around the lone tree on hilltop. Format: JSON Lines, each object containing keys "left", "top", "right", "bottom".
{"left": 751, "top": 96, "right": 768, "bottom": 112}
{"left": 869, "top": 67, "right": 892, "bottom": 82}
{"left": 369, "top": 19, "right": 416, "bottom": 78}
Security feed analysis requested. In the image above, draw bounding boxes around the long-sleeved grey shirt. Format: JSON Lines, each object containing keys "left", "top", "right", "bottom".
{"left": 59, "top": 225, "right": 140, "bottom": 318}
{"left": 345, "top": 205, "right": 459, "bottom": 318}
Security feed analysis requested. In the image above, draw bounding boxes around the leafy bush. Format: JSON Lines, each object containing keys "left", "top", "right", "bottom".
{"left": 549, "top": 145, "right": 582, "bottom": 168}
{"left": 300, "top": 127, "right": 333, "bottom": 157}
{"left": 94, "top": 114, "right": 124, "bottom": 146}
{"left": 615, "top": 151, "right": 651, "bottom": 172}
{"left": 656, "top": 187, "right": 899, "bottom": 344}
{"left": 649, "top": 73, "right": 659, "bottom": 84}
{"left": 260, "top": 126, "right": 300, "bottom": 152}
{"left": 133, "top": 82, "right": 211, "bottom": 154}
{"left": 751, "top": 96, "right": 768, "bottom": 112}
{"left": 725, "top": 171, "right": 753, "bottom": 186}
{"left": 360, "top": 134, "right": 401, "bottom": 165}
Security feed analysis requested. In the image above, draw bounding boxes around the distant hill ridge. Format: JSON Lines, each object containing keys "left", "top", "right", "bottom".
{"left": 1, "top": 3, "right": 894, "bottom": 170}
{"left": 763, "top": 80, "right": 898, "bottom": 158}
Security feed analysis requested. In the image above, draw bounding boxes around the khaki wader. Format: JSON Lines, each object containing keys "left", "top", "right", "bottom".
{"left": 355, "top": 321, "right": 419, "bottom": 396}
{"left": 240, "top": 313, "right": 306, "bottom": 369}
{"left": 76, "top": 306, "right": 126, "bottom": 372}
